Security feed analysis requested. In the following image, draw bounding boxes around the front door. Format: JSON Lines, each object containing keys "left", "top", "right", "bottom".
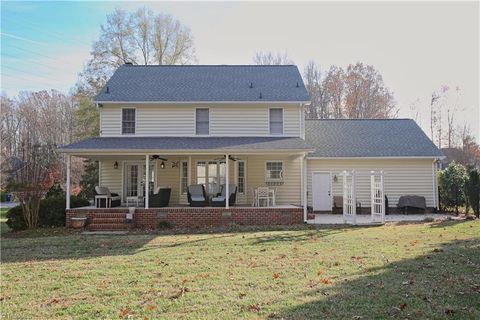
{"left": 124, "top": 162, "right": 155, "bottom": 201}
{"left": 312, "top": 172, "right": 331, "bottom": 211}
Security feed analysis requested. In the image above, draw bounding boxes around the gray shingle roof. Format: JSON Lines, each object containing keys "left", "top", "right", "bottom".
{"left": 95, "top": 65, "right": 310, "bottom": 102}
{"left": 59, "top": 137, "right": 313, "bottom": 153}
{"left": 305, "top": 119, "right": 443, "bottom": 158}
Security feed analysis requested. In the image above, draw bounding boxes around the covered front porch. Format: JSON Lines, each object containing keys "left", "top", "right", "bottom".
{"left": 60, "top": 136, "right": 313, "bottom": 228}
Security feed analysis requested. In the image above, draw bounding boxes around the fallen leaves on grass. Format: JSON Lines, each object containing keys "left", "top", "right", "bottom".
{"left": 248, "top": 304, "right": 261, "bottom": 312}
{"left": 170, "top": 287, "right": 190, "bottom": 299}
{"left": 399, "top": 303, "right": 407, "bottom": 310}
{"left": 432, "top": 248, "right": 444, "bottom": 253}
{"left": 317, "top": 269, "right": 325, "bottom": 276}
{"left": 273, "top": 273, "right": 281, "bottom": 279}
{"left": 146, "top": 305, "right": 156, "bottom": 311}
{"left": 320, "top": 278, "right": 332, "bottom": 284}
{"left": 119, "top": 307, "right": 131, "bottom": 318}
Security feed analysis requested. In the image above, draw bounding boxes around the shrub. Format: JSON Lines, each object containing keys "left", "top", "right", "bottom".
{"left": 0, "top": 191, "right": 7, "bottom": 202}
{"left": 45, "top": 184, "right": 64, "bottom": 199}
{"left": 6, "top": 196, "right": 90, "bottom": 231}
{"left": 438, "top": 162, "right": 468, "bottom": 213}
{"left": 6, "top": 206, "right": 27, "bottom": 231}
{"left": 465, "top": 169, "right": 480, "bottom": 217}
{"left": 157, "top": 220, "right": 173, "bottom": 230}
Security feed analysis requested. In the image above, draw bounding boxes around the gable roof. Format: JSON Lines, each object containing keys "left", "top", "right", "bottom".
{"left": 95, "top": 65, "right": 310, "bottom": 103}
{"left": 305, "top": 119, "right": 443, "bottom": 158}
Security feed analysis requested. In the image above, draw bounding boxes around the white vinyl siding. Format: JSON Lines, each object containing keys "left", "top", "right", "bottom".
{"left": 306, "top": 158, "right": 437, "bottom": 208}
{"left": 100, "top": 104, "right": 301, "bottom": 137}
{"left": 269, "top": 108, "right": 283, "bottom": 135}
{"left": 99, "top": 160, "right": 123, "bottom": 197}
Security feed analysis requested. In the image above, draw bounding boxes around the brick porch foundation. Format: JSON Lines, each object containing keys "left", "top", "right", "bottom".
{"left": 66, "top": 206, "right": 304, "bottom": 230}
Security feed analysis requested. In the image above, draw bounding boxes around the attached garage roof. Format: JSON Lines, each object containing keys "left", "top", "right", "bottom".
{"left": 95, "top": 65, "right": 310, "bottom": 103}
{"left": 305, "top": 119, "right": 443, "bottom": 158}
{"left": 59, "top": 136, "right": 313, "bottom": 154}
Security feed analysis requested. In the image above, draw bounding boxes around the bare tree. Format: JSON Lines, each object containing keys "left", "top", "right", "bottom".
{"left": 253, "top": 51, "right": 293, "bottom": 65}
{"left": 343, "top": 63, "right": 396, "bottom": 119}
{"left": 323, "top": 66, "right": 345, "bottom": 119}
{"left": 77, "top": 7, "right": 196, "bottom": 94}
{"left": 303, "top": 61, "right": 329, "bottom": 119}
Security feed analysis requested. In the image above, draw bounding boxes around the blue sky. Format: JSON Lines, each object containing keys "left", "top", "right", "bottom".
{"left": 1, "top": 1, "right": 479, "bottom": 138}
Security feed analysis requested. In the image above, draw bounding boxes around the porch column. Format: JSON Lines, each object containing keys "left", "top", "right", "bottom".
{"left": 225, "top": 154, "right": 229, "bottom": 209}
{"left": 145, "top": 155, "right": 149, "bottom": 209}
{"left": 188, "top": 156, "right": 192, "bottom": 186}
{"left": 66, "top": 154, "right": 71, "bottom": 210}
{"left": 303, "top": 154, "right": 307, "bottom": 222}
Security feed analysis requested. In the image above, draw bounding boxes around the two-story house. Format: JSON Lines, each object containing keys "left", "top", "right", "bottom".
{"left": 60, "top": 64, "right": 442, "bottom": 229}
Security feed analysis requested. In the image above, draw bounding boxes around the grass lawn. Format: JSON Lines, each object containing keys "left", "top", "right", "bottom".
{"left": 1, "top": 221, "right": 479, "bottom": 319}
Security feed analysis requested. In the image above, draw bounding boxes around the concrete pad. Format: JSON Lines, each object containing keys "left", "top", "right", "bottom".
{"left": 308, "top": 213, "right": 454, "bottom": 225}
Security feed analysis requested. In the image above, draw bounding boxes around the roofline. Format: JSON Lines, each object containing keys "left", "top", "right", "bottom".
{"left": 95, "top": 101, "right": 311, "bottom": 105}
{"left": 307, "top": 156, "right": 445, "bottom": 160}
{"left": 58, "top": 149, "right": 314, "bottom": 155}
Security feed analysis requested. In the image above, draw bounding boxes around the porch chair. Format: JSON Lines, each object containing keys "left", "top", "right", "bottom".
{"left": 257, "top": 187, "right": 271, "bottom": 207}
{"left": 148, "top": 186, "right": 171, "bottom": 208}
{"left": 187, "top": 184, "right": 209, "bottom": 207}
{"left": 211, "top": 184, "right": 237, "bottom": 207}
{"left": 94, "top": 186, "right": 121, "bottom": 208}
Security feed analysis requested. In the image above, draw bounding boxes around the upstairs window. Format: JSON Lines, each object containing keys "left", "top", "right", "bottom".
{"left": 122, "top": 108, "right": 136, "bottom": 134}
{"left": 269, "top": 108, "right": 283, "bottom": 135}
{"left": 196, "top": 108, "right": 209, "bottom": 135}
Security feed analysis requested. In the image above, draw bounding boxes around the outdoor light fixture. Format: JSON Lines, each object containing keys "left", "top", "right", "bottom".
{"left": 333, "top": 175, "right": 338, "bottom": 182}
{"left": 160, "top": 161, "right": 165, "bottom": 169}
{"left": 113, "top": 161, "right": 119, "bottom": 169}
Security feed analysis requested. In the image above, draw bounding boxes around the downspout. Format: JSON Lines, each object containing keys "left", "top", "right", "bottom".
{"left": 303, "top": 153, "right": 308, "bottom": 222}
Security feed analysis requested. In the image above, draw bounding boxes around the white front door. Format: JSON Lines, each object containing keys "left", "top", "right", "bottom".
{"left": 312, "top": 172, "right": 331, "bottom": 211}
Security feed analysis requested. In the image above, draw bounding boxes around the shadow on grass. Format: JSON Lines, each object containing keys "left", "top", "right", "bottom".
{"left": 0, "top": 224, "right": 341, "bottom": 264}
{"left": 273, "top": 239, "right": 480, "bottom": 320}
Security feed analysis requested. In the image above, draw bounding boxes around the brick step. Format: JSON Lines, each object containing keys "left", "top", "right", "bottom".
{"left": 88, "top": 223, "right": 130, "bottom": 231}
{"left": 91, "top": 213, "right": 127, "bottom": 219}
{"left": 92, "top": 217, "right": 126, "bottom": 224}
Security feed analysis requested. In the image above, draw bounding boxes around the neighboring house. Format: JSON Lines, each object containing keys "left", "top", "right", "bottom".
{"left": 60, "top": 64, "right": 443, "bottom": 229}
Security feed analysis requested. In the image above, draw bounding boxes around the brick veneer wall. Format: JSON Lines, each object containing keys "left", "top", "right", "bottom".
{"left": 66, "top": 207, "right": 304, "bottom": 229}
{"left": 135, "top": 207, "right": 304, "bottom": 229}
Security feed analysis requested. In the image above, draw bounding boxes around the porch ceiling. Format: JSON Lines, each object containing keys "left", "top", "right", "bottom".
{"left": 58, "top": 136, "right": 313, "bottom": 156}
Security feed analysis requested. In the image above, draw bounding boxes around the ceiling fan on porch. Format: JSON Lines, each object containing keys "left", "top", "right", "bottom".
{"left": 150, "top": 155, "right": 168, "bottom": 169}
{"left": 214, "top": 155, "right": 241, "bottom": 162}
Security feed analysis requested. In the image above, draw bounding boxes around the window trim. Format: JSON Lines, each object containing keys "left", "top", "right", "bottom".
{"left": 235, "top": 160, "right": 247, "bottom": 195}
{"left": 121, "top": 107, "right": 136, "bottom": 135}
{"left": 265, "top": 160, "right": 284, "bottom": 182}
{"left": 195, "top": 107, "right": 210, "bottom": 136}
{"left": 180, "top": 160, "right": 189, "bottom": 195}
{"left": 268, "top": 107, "right": 284, "bottom": 136}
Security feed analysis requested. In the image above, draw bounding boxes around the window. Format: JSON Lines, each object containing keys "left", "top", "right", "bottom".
{"left": 196, "top": 160, "right": 225, "bottom": 194}
{"left": 122, "top": 108, "right": 136, "bottom": 134}
{"left": 237, "top": 160, "right": 245, "bottom": 194}
{"left": 196, "top": 108, "right": 209, "bottom": 135}
{"left": 196, "top": 161, "right": 206, "bottom": 186}
{"left": 180, "top": 161, "right": 188, "bottom": 194}
{"left": 266, "top": 161, "right": 283, "bottom": 181}
{"left": 269, "top": 108, "right": 283, "bottom": 135}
